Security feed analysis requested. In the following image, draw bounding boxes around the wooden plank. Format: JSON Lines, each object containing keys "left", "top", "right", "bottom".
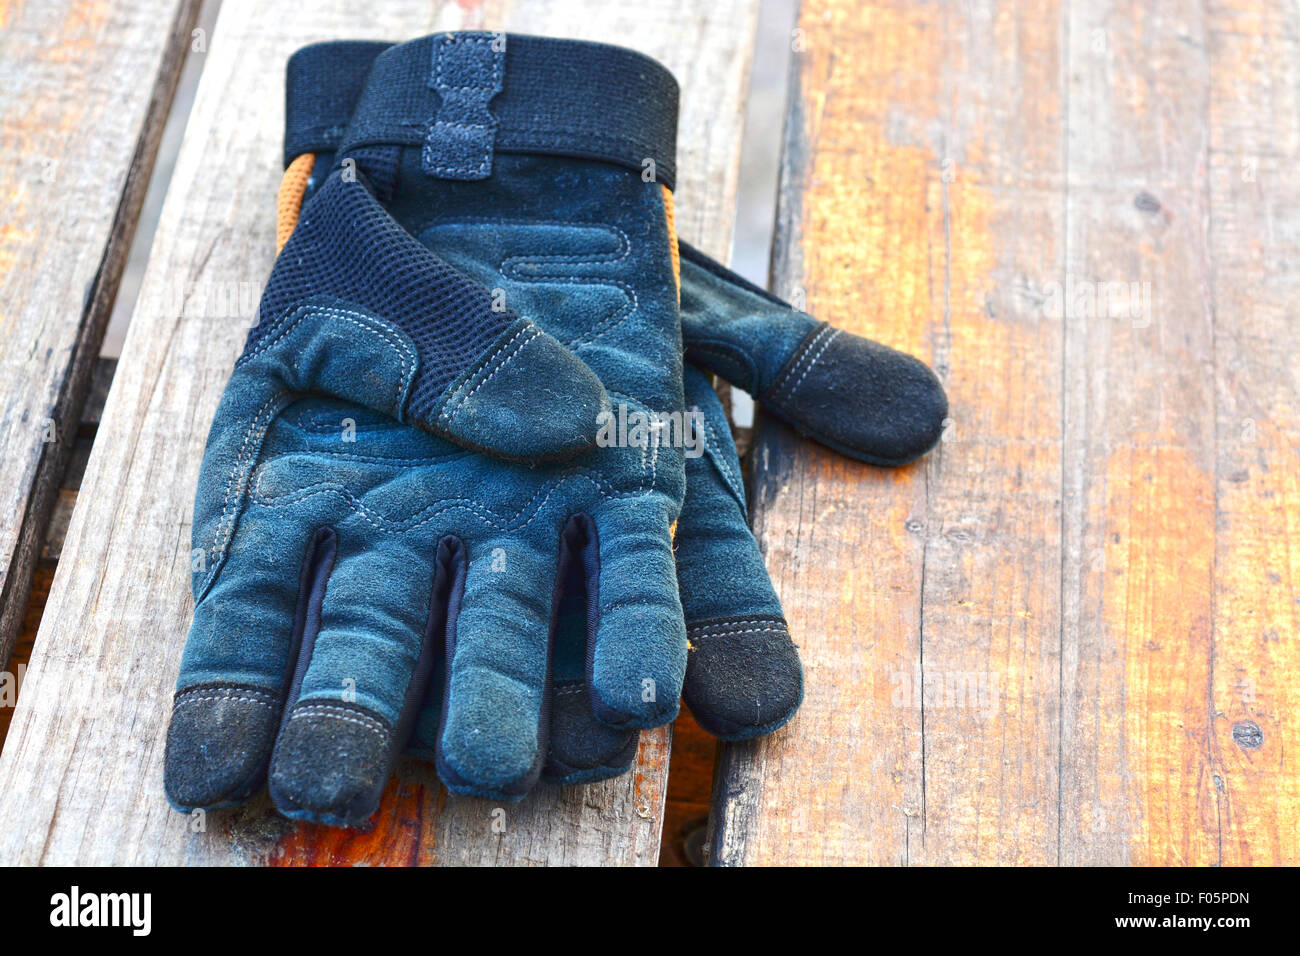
{"left": 1204, "top": 0, "right": 1300, "bottom": 865}
{"left": 0, "top": 0, "right": 759, "bottom": 866}
{"left": 0, "top": 358, "right": 116, "bottom": 751}
{"left": 1057, "top": 0, "right": 1219, "bottom": 867}
{"left": 0, "top": 565, "right": 44, "bottom": 749}
{"left": 0, "top": 0, "right": 201, "bottom": 669}
{"left": 711, "top": 0, "right": 1067, "bottom": 866}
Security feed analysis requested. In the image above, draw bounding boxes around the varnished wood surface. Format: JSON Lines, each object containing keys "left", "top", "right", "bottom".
{"left": 0, "top": 0, "right": 759, "bottom": 865}
{"left": 710, "top": 0, "right": 1299, "bottom": 866}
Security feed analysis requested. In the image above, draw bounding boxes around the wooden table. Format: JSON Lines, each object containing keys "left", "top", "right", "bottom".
{"left": 0, "top": 0, "right": 1295, "bottom": 866}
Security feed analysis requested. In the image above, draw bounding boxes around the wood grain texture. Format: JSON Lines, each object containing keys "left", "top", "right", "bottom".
{"left": 1059, "top": 0, "right": 1218, "bottom": 868}
{"left": 0, "top": 358, "right": 117, "bottom": 751}
{"left": 0, "top": 0, "right": 201, "bottom": 671}
{"left": 1204, "top": 0, "right": 1300, "bottom": 866}
{"left": 0, "top": 0, "right": 759, "bottom": 865}
{"left": 710, "top": 0, "right": 1298, "bottom": 865}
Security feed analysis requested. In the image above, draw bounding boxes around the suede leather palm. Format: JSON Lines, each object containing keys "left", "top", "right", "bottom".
{"left": 269, "top": 36, "right": 950, "bottom": 797}
{"left": 165, "top": 34, "right": 693, "bottom": 824}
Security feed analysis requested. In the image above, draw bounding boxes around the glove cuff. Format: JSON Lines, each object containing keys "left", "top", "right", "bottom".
{"left": 290, "top": 33, "right": 681, "bottom": 188}
{"left": 284, "top": 40, "right": 393, "bottom": 167}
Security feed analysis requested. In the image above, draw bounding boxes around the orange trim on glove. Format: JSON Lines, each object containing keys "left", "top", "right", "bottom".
{"left": 662, "top": 184, "right": 680, "bottom": 304}
{"left": 276, "top": 153, "right": 316, "bottom": 253}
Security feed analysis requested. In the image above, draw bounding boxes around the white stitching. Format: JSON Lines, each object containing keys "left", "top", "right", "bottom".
{"left": 435, "top": 322, "right": 533, "bottom": 416}
{"left": 434, "top": 35, "right": 503, "bottom": 92}
{"left": 426, "top": 37, "right": 502, "bottom": 178}
{"left": 291, "top": 705, "right": 389, "bottom": 737}
{"left": 774, "top": 326, "right": 841, "bottom": 405}
{"left": 251, "top": 470, "right": 615, "bottom": 534}
{"left": 177, "top": 684, "right": 277, "bottom": 696}
{"left": 172, "top": 694, "right": 278, "bottom": 710}
{"left": 700, "top": 418, "right": 742, "bottom": 496}
{"left": 690, "top": 618, "right": 786, "bottom": 627}
{"left": 689, "top": 618, "right": 788, "bottom": 634}
{"left": 441, "top": 325, "right": 539, "bottom": 423}
{"left": 206, "top": 390, "right": 291, "bottom": 582}
{"left": 243, "top": 304, "right": 416, "bottom": 414}
{"left": 420, "top": 217, "right": 638, "bottom": 348}
{"left": 770, "top": 325, "right": 832, "bottom": 402}
{"left": 785, "top": 328, "right": 841, "bottom": 399}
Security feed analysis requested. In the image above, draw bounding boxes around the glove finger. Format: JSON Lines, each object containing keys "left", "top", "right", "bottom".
{"left": 678, "top": 241, "right": 947, "bottom": 465}
{"left": 400, "top": 534, "right": 641, "bottom": 786}
{"left": 435, "top": 531, "right": 559, "bottom": 800}
{"left": 544, "top": 702, "right": 640, "bottom": 785}
{"left": 677, "top": 367, "right": 802, "bottom": 740}
{"left": 255, "top": 167, "right": 609, "bottom": 463}
{"left": 584, "top": 501, "right": 686, "bottom": 730}
{"left": 540, "top": 368, "right": 803, "bottom": 779}
{"left": 403, "top": 679, "right": 642, "bottom": 788}
{"left": 266, "top": 531, "right": 445, "bottom": 827}
{"left": 165, "top": 521, "right": 334, "bottom": 813}
{"left": 544, "top": 535, "right": 639, "bottom": 783}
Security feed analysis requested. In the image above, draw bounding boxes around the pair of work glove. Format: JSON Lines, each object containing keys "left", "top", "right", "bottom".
{"left": 164, "top": 33, "right": 947, "bottom": 826}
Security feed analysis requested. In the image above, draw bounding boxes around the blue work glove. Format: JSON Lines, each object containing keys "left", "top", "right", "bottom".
{"left": 164, "top": 33, "right": 692, "bottom": 824}
{"left": 275, "top": 38, "right": 948, "bottom": 792}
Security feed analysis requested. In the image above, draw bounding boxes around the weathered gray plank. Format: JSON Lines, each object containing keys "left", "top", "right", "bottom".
{"left": 0, "top": 0, "right": 759, "bottom": 865}
{"left": 0, "top": 0, "right": 201, "bottom": 670}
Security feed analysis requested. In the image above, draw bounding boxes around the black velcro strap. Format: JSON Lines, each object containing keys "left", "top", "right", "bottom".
{"left": 336, "top": 32, "right": 680, "bottom": 189}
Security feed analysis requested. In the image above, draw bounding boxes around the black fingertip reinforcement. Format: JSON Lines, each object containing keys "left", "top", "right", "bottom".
{"left": 267, "top": 700, "right": 395, "bottom": 827}
{"left": 763, "top": 324, "right": 949, "bottom": 467}
{"left": 682, "top": 615, "right": 803, "bottom": 741}
{"left": 543, "top": 681, "right": 639, "bottom": 785}
{"left": 163, "top": 683, "right": 281, "bottom": 811}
